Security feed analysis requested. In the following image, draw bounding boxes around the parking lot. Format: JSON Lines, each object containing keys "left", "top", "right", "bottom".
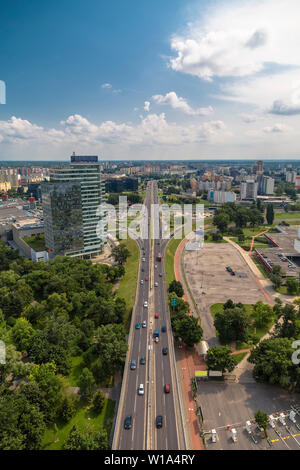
{"left": 184, "top": 243, "right": 267, "bottom": 345}
{"left": 198, "top": 381, "right": 300, "bottom": 450}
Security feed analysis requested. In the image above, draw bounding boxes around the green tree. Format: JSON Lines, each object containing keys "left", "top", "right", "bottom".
{"left": 252, "top": 301, "right": 273, "bottom": 329}
{"left": 168, "top": 280, "right": 184, "bottom": 298}
{"left": 78, "top": 368, "right": 95, "bottom": 399}
{"left": 286, "top": 277, "right": 299, "bottom": 295}
{"left": 254, "top": 410, "right": 269, "bottom": 438}
{"left": 63, "top": 425, "right": 108, "bottom": 450}
{"left": 12, "top": 317, "right": 36, "bottom": 352}
{"left": 266, "top": 204, "right": 274, "bottom": 225}
{"left": 214, "top": 306, "right": 251, "bottom": 343}
{"left": 59, "top": 395, "right": 78, "bottom": 423}
{"left": 205, "top": 346, "right": 236, "bottom": 373}
{"left": 112, "top": 244, "right": 130, "bottom": 265}
{"left": 173, "top": 316, "right": 203, "bottom": 347}
{"left": 92, "top": 390, "right": 105, "bottom": 414}
{"left": 213, "top": 213, "right": 230, "bottom": 233}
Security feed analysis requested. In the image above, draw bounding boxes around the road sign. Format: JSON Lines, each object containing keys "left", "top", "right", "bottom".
{"left": 171, "top": 297, "right": 177, "bottom": 307}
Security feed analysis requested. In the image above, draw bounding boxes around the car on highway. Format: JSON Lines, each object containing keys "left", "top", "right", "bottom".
{"left": 138, "top": 384, "right": 144, "bottom": 395}
{"left": 155, "top": 265, "right": 157, "bottom": 269}
{"left": 140, "top": 279, "right": 144, "bottom": 285}
{"left": 135, "top": 322, "right": 140, "bottom": 329}
{"left": 130, "top": 359, "right": 137, "bottom": 370}
{"left": 140, "top": 356, "right": 146, "bottom": 365}
{"left": 145, "top": 276, "right": 149, "bottom": 281}
{"left": 161, "top": 325, "right": 166, "bottom": 332}
{"left": 162, "top": 347, "right": 168, "bottom": 355}
{"left": 155, "top": 337, "right": 159, "bottom": 343}
{"left": 124, "top": 415, "right": 132, "bottom": 430}
{"left": 141, "top": 267, "right": 144, "bottom": 272}
{"left": 156, "top": 415, "right": 163, "bottom": 429}
{"left": 164, "top": 384, "right": 170, "bottom": 393}
{"left": 154, "top": 281, "right": 158, "bottom": 287}
{"left": 159, "top": 273, "right": 162, "bottom": 277}
{"left": 155, "top": 313, "right": 159, "bottom": 319}
{"left": 144, "top": 301, "right": 148, "bottom": 308}
{"left": 142, "top": 320, "right": 147, "bottom": 328}
{"left": 142, "top": 257, "right": 146, "bottom": 262}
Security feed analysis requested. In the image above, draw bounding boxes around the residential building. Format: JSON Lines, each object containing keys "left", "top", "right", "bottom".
{"left": 240, "top": 180, "right": 258, "bottom": 200}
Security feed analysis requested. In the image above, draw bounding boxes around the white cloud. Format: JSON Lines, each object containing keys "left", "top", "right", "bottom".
{"left": 152, "top": 91, "right": 213, "bottom": 116}
{"left": 144, "top": 101, "right": 150, "bottom": 112}
{"left": 263, "top": 123, "right": 290, "bottom": 133}
{"left": 101, "top": 83, "right": 112, "bottom": 89}
{"left": 239, "top": 114, "right": 259, "bottom": 124}
{"left": 0, "top": 114, "right": 227, "bottom": 148}
{"left": 269, "top": 99, "right": 300, "bottom": 116}
{"left": 169, "top": 0, "right": 300, "bottom": 81}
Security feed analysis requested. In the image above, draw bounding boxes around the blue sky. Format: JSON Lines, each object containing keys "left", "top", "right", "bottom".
{"left": 0, "top": 0, "right": 300, "bottom": 160}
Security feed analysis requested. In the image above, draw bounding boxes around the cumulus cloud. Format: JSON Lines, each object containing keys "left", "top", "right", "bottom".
{"left": 152, "top": 91, "right": 213, "bottom": 116}
{"left": 239, "top": 114, "right": 259, "bottom": 123}
{"left": 144, "top": 101, "right": 150, "bottom": 112}
{"left": 0, "top": 114, "right": 227, "bottom": 148}
{"left": 263, "top": 123, "right": 290, "bottom": 133}
{"left": 169, "top": 0, "right": 300, "bottom": 81}
{"left": 269, "top": 99, "right": 300, "bottom": 116}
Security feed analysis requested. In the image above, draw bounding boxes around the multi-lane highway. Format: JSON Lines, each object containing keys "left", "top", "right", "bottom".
{"left": 113, "top": 181, "right": 184, "bottom": 450}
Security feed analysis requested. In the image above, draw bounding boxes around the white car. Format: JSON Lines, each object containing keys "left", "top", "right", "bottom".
{"left": 142, "top": 320, "right": 147, "bottom": 328}
{"left": 142, "top": 257, "right": 146, "bottom": 262}
{"left": 138, "top": 384, "right": 144, "bottom": 395}
{"left": 140, "top": 280, "right": 144, "bottom": 285}
{"left": 144, "top": 301, "right": 148, "bottom": 308}
{"left": 154, "top": 282, "right": 158, "bottom": 287}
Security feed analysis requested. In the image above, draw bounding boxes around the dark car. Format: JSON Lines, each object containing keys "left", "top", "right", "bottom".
{"left": 124, "top": 415, "right": 132, "bottom": 429}
{"left": 156, "top": 415, "right": 163, "bottom": 429}
{"left": 130, "top": 359, "right": 137, "bottom": 370}
{"left": 161, "top": 325, "right": 166, "bottom": 332}
{"left": 140, "top": 356, "right": 146, "bottom": 365}
{"left": 162, "top": 347, "right": 168, "bottom": 355}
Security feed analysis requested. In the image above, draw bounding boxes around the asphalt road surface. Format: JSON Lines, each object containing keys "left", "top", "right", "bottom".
{"left": 115, "top": 181, "right": 181, "bottom": 450}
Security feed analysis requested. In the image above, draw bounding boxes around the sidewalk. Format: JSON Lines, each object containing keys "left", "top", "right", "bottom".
{"left": 174, "top": 237, "right": 204, "bottom": 450}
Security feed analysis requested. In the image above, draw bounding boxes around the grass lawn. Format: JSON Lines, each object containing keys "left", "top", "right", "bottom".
{"left": 275, "top": 212, "right": 300, "bottom": 219}
{"left": 164, "top": 236, "right": 183, "bottom": 287}
{"left": 116, "top": 238, "right": 140, "bottom": 329}
{"left": 253, "top": 257, "right": 271, "bottom": 278}
{"left": 23, "top": 234, "right": 46, "bottom": 251}
{"left": 66, "top": 356, "right": 85, "bottom": 387}
{"left": 205, "top": 233, "right": 228, "bottom": 243}
{"left": 232, "top": 352, "right": 248, "bottom": 365}
{"left": 42, "top": 396, "right": 115, "bottom": 450}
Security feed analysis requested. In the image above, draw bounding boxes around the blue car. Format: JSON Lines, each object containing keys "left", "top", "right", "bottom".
{"left": 161, "top": 325, "right": 166, "bottom": 332}
{"left": 130, "top": 360, "right": 137, "bottom": 370}
{"left": 135, "top": 322, "right": 140, "bottom": 329}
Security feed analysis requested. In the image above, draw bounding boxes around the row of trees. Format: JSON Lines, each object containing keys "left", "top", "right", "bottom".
{"left": 168, "top": 280, "right": 203, "bottom": 347}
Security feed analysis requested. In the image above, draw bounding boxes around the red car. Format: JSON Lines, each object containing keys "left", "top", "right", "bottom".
{"left": 145, "top": 276, "right": 149, "bottom": 281}
{"left": 164, "top": 384, "right": 170, "bottom": 394}
{"left": 155, "top": 313, "right": 159, "bottom": 319}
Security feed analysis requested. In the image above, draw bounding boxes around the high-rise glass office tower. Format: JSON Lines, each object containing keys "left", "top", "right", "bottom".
{"left": 42, "top": 154, "right": 106, "bottom": 258}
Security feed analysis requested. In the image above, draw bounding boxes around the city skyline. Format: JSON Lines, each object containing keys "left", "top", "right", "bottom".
{"left": 1, "top": 0, "right": 300, "bottom": 161}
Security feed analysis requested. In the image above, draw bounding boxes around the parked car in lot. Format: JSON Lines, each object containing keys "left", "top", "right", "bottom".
{"left": 124, "top": 415, "right": 132, "bottom": 429}
{"left": 138, "top": 384, "right": 144, "bottom": 395}
{"left": 162, "top": 347, "right": 168, "bottom": 355}
{"left": 156, "top": 415, "right": 163, "bottom": 428}
{"left": 164, "top": 384, "right": 170, "bottom": 393}
{"left": 135, "top": 322, "right": 140, "bottom": 329}
{"left": 130, "top": 359, "right": 136, "bottom": 370}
